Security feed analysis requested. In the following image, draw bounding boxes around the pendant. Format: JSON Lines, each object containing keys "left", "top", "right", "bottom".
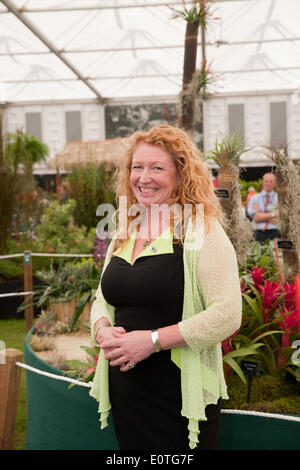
{"left": 143, "top": 239, "right": 150, "bottom": 248}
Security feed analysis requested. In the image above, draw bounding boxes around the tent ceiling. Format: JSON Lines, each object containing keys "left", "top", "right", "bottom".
{"left": 0, "top": 0, "right": 300, "bottom": 103}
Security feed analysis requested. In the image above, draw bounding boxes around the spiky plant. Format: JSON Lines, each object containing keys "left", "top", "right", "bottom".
{"left": 207, "top": 134, "right": 251, "bottom": 169}
{"left": 206, "top": 134, "right": 254, "bottom": 267}
{"left": 171, "top": 1, "right": 216, "bottom": 132}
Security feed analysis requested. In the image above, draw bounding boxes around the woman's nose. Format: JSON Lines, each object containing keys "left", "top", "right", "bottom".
{"left": 139, "top": 169, "right": 152, "bottom": 183}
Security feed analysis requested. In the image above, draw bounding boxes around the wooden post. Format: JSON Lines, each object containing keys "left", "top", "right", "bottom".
{"left": 0, "top": 349, "right": 23, "bottom": 450}
{"left": 24, "top": 250, "right": 33, "bottom": 331}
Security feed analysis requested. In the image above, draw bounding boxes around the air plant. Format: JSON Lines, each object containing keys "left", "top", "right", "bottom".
{"left": 206, "top": 134, "right": 252, "bottom": 169}
{"left": 169, "top": 0, "right": 217, "bottom": 27}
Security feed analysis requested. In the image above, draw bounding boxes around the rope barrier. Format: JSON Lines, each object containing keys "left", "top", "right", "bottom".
{"left": 16, "top": 361, "right": 93, "bottom": 388}
{"left": 0, "top": 253, "right": 25, "bottom": 259}
{"left": 0, "top": 252, "right": 92, "bottom": 298}
{"left": 0, "top": 253, "right": 93, "bottom": 259}
{"left": 0, "top": 292, "right": 34, "bottom": 298}
{"left": 14, "top": 362, "right": 300, "bottom": 422}
{"left": 221, "top": 408, "right": 300, "bottom": 423}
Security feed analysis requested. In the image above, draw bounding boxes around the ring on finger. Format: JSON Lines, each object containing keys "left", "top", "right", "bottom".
{"left": 127, "top": 361, "right": 135, "bottom": 369}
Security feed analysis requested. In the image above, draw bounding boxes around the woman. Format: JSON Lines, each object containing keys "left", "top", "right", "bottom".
{"left": 89, "top": 125, "right": 242, "bottom": 450}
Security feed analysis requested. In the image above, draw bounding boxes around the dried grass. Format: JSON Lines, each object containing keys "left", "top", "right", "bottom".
{"left": 29, "top": 334, "right": 54, "bottom": 352}
{"left": 264, "top": 145, "right": 300, "bottom": 267}
{"left": 222, "top": 178, "right": 254, "bottom": 267}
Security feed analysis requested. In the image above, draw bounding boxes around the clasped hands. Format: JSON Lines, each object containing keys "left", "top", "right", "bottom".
{"left": 96, "top": 326, "right": 155, "bottom": 372}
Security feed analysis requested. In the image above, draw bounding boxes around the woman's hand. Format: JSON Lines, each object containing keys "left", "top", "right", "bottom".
{"left": 95, "top": 326, "right": 126, "bottom": 348}
{"left": 100, "top": 330, "right": 155, "bottom": 372}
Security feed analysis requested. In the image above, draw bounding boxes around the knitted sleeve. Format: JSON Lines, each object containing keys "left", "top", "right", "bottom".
{"left": 178, "top": 221, "right": 242, "bottom": 353}
{"left": 90, "top": 239, "right": 116, "bottom": 346}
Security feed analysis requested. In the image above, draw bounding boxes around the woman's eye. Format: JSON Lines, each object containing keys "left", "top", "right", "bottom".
{"left": 132, "top": 165, "right": 142, "bottom": 169}
{"left": 153, "top": 166, "right": 163, "bottom": 171}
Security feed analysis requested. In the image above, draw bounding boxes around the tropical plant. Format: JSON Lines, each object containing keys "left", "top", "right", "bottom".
{"left": 34, "top": 198, "right": 96, "bottom": 256}
{"left": 171, "top": 0, "right": 217, "bottom": 132}
{"left": 207, "top": 134, "right": 251, "bottom": 169}
{"left": 6, "top": 130, "right": 49, "bottom": 176}
{"left": 0, "top": 111, "right": 19, "bottom": 253}
{"left": 206, "top": 134, "right": 254, "bottom": 267}
{"left": 66, "top": 161, "right": 116, "bottom": 230}
{"left": 236, "top": 265, "right": 299, "bottom": 380}
{"left": 0, "top": 165, "right": 18, "bottom": 253}
{"left": 18, "top": 257, "right": 103, "bottom": 331}
{"left": 223, "top": 239, "right": 300, "bottom": 384}
{"left": 64, "top": 344, "right": 100, "bottom": 386}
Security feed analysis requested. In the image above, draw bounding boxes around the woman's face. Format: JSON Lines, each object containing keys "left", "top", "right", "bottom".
{"left": 130, "top": 143, "right": 179, "bottom": 207}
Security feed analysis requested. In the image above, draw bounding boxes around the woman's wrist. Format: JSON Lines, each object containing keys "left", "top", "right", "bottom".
{"left": 147, "top": 325, "right": 187, "bottom": 353}
{"left": 94, "top": 319, "right": 110, "bottom": 343}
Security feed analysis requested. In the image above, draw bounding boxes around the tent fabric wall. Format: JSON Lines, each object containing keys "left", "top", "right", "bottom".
{"left": 1, "top": 0, "right": 300, "bottom": 103}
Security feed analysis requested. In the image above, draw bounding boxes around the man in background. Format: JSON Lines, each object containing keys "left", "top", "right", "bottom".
{"left": 247, "top": 173, "right": 280, "bottom": 242}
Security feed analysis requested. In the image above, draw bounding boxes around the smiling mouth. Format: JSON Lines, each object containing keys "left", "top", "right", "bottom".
{"left": 138, "top": 187, "right": 159, "bottom": 193}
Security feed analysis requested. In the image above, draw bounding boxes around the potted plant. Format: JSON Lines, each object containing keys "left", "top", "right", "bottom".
{"left": 206, "top": 134, "right": 253, "bottom": 267}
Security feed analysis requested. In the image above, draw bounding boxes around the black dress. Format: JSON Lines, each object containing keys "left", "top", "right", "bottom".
{"left": 101, "top": 243, "right": 221, "bottom": 450}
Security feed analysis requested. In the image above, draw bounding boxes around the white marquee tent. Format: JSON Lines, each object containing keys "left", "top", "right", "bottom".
{"left": 1, "top": 0, "right": 300, "bottom": 104}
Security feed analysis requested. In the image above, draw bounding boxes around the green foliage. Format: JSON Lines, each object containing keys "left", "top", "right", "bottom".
{"left": 170, "top": 0, "right": 214, "bottom": 27}
{"left": 0, "top": 319, "right": 27, "bottom": 449}
{"left": 23, "top": 258, "right": 99, "bottom": 308}
{"left": 224, "top": 373, "right": 300, "bottom": 413}
{"left": 0, "top": 129, "right": 49, "bottom": 254}
{"left": 0, "top": 258, "right": 23, "bottom": 279}
{"left": 244, "top": 241, "right": 278, "bottom": 278}
{"left": 6, "top": 130, "right": 49, "bottom": 174}
{"left": 239, "top": 178, "right": 262, "bottom": 204}
{"left": 226, "top": 241, "right": 300, "bottom": 381}
{"left": 0, "top": 165, "right": 18, "bottom": 253}
{"left": 206, "top": 134, "right": 252, "bottom": 168}
{"left": 34, "top": 198, "right": 96, "bottom": 255}
{"left": 66, "top": 162, "right": 116, "bottom": 230}
{"left": 65, "top": 344, "right": 100, "bottom": 386}
{"left": 18, "top": 257, "right": 100, "bottom": 330}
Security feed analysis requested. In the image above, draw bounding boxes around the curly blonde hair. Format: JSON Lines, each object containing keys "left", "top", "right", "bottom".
{"left": 113, "top": 125, "right": 222, "bottom": 250}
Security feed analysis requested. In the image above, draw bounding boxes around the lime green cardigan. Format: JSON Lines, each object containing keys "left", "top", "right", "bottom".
{"left": 89, "top": 219, "right": 242, "bottom": 449}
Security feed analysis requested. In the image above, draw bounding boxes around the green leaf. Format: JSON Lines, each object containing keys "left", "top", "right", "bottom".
{"left": 223, "top": 357, "right": 246, "bottom": 384}
{"left": 242, "top": 293, "right": 263, "bottom": 323}
{"left": 80, "top": 345, "right": 99, "bottom": 358}
{"left": 251, "top": 330, "right": 283, "bottom": 343}
{"left": 65, "top": 359, "right": 91, "bottom": 369}
{"left": 223, "top": 346, "right": 262, "bottom": 360}
{"left": 69, "top": 291, "right": 91, "bottom": 330}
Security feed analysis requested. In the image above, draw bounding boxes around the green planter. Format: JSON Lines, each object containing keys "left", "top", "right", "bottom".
{"left": 24, "top": 330, "right": 119, "bottom": 450}
{"left": 24, "top": 331, "right": 300, "bottom": 450}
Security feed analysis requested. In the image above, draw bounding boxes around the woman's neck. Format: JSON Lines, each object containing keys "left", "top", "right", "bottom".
{"left": 138, "top": 206, "right": 170, "bottom": 240}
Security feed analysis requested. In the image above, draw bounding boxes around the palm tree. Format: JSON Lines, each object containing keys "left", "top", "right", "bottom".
{"left": 171, "top": 1, "right": 212, "bottom": 133}
{"left": 5, "top": 130, "right": 49, "bottom": 240}
{"left": 6, "top": 130, "right": 49, "bottom": 176}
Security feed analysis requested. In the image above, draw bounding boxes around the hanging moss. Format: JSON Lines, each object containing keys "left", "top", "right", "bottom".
{"left": 222, "top": 175, "right": 254, "bottom": 267}
{"left": 264, "top": 146, "right": 300, "bottom": 277}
